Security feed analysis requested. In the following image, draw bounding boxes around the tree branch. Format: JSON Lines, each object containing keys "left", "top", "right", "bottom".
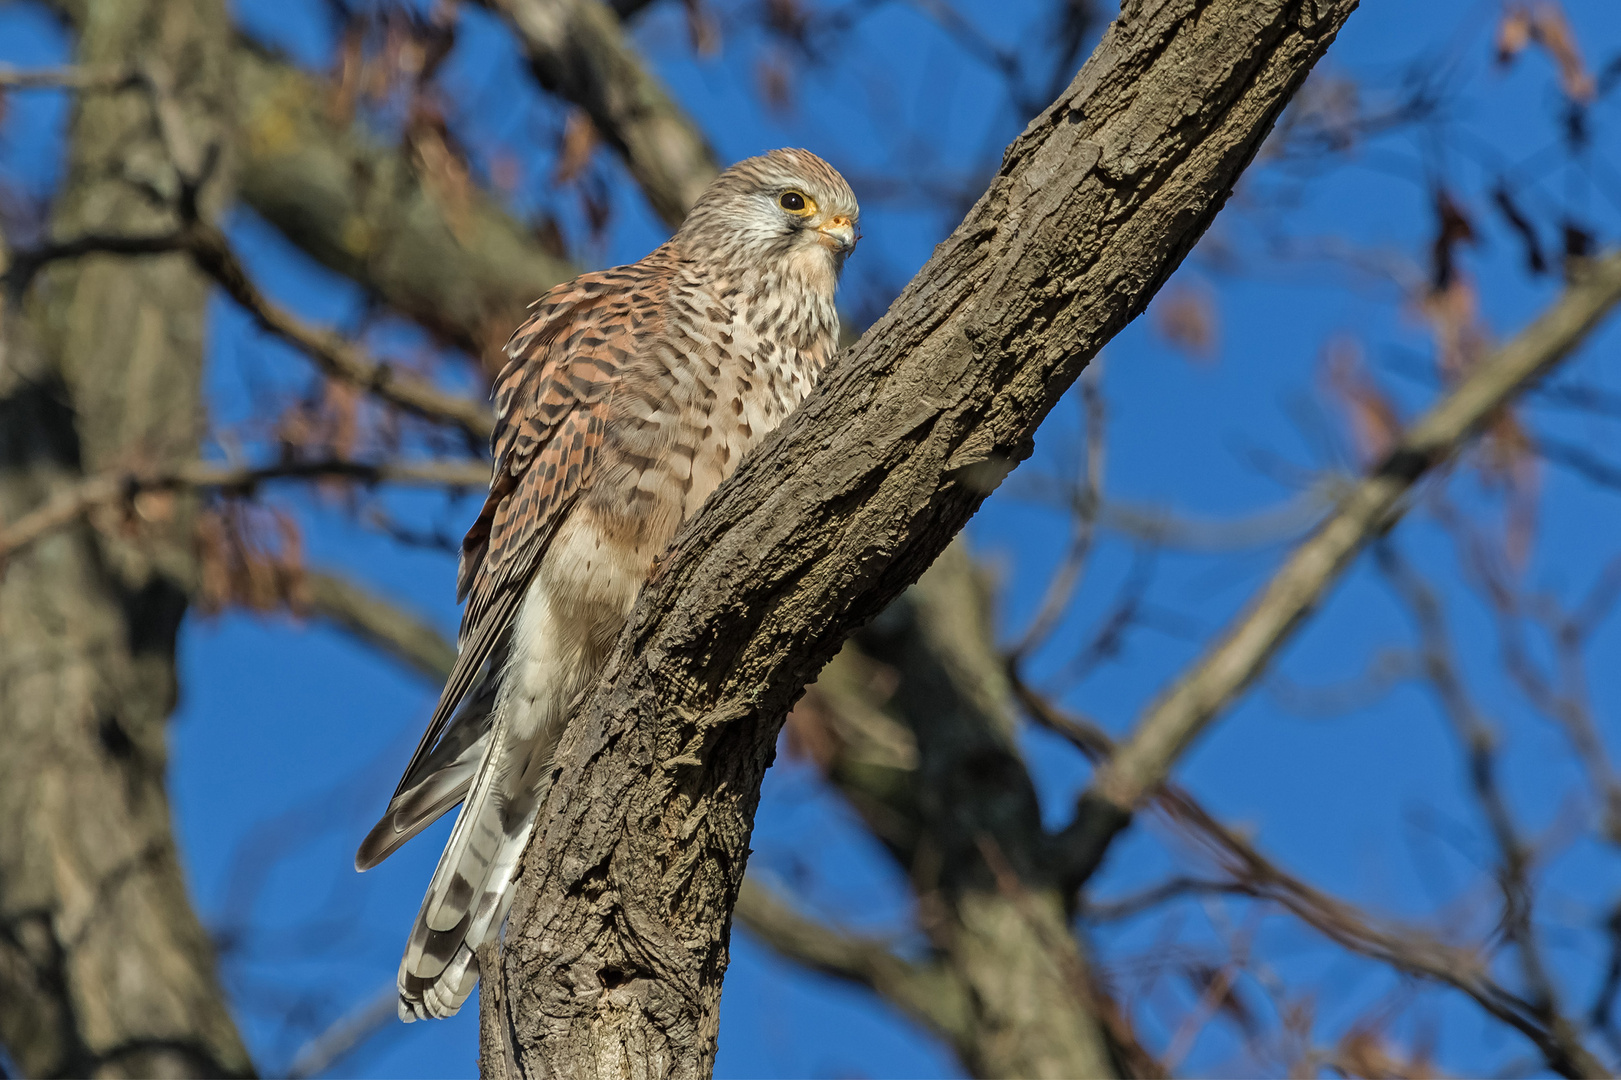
{"left": 732, "top": 878, "right": 973, "bottom": 1044}
{"left": 0, "top": 457, "right": 488, "bottom": 567}
{"left": 301, "top": 570, "right": 458, "bottom": 682}
{"left": 285, "top": 986, "right": 398, "bottom": 1080}
{"left": 5, "top": 219, "right": 495, "bottom": 440}
{"left": 29, "top": 8, "right": 579, "bottom": 361}
{"left": 1026, "top": 688, "right": 1610, "bottom": 1079}
{"left": 486, "top": 2, "right": 1363, "bottom": 1076}
{"left": 1156, "top": 784, "right": 1608, "bottom": 1077}
{"left": 1, "top": 230, "right": 187, "bottom": 293}
{"left": 474, "top": 0, "right": 721, "bottom": 227}
{"left": 1009, "top": 362, "right": 1106, "bottom": 660}
{"left": 181, "top": 224, "right": 495, "bottom": 441}
{"left": 816, "top": 544, "right": 1119, "bottom": 1077}
{"left": 0, "top": 63, "right": 138, "bottom": 90}
{"left": 1374, "top": 544, "right": 1567, "bottom": 1016}
{"left": 1067, "top": 251, "right": 1621, "bottom": 891}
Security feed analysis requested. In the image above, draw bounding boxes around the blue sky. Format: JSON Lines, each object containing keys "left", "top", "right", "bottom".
{"left": 5, "top": 0, "right": 1621, "bottom": 1075}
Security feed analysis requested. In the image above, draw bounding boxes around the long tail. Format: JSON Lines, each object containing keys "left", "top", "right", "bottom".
{"left": 394, "top": 701, "right": 553, "bottom": 1022}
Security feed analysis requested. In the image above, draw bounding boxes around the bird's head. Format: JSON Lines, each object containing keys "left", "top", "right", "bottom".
{"left": 677, "top": 148, "right": 861, "bottom": 281}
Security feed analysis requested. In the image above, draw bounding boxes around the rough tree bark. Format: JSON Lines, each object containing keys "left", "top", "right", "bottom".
{"left": 0, "top": 1, "right": 253, "bottom": 1077}
{"left": 480, "top": 2, "right": 1361, "bottom": 1077}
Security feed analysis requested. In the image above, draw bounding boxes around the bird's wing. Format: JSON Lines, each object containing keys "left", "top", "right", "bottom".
{"left": 354, "top": 667, "right": 498, "bottom": 871}
{"left": 380, "top": 263, "right": 658, "bottom": 810}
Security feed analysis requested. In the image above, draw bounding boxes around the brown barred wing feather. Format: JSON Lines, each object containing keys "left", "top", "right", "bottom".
{"left": 369, "top": 268, "right": 645, "bottom": 817}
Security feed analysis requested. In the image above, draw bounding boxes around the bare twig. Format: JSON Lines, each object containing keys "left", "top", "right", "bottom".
{"left": 285, "top": 985, "right": 399, "bottom": 1080}
{"left": 1160, "top": 922, "right": 1255, "bottom": 1072}
{"left": 1009, "top": 361, "right": 1106, "bottom": 660}
{"left": 1011, "top": 473, "right": 1339, "bottom": 551}
{"left": 1376, "top": 543, "right": 1577, "bottom": 1044}
{"left": 1081, "top": 875, "right": 1260, "bottom": 922}
{"left": 1500, "top": 596, "right": 1621, "bottom": 838}
{"left": 0, "top": 457, "right": 488, "bottom": 566}
{"left": 1591, "top": 900, "right": 1621, "bottom": 1060}
{"left": 1153, "top": 787, "right": 1606, "bottom": 1078}
{"left": 1536, "top": 434, "right": 1621, "bottom": 491}
{"left": 5, "top": 223, "right": 494, "bottom": 441}
{"left": 2, "top": 231, "right": 186, "bottom": 293}
{"left": 1023, "top": 686, "right": 1610, "bottom": 1079}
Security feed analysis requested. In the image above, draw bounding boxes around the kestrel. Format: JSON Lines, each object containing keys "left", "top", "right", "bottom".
{"left": 356, "top": 148, "right": 859, "bottom": 1021}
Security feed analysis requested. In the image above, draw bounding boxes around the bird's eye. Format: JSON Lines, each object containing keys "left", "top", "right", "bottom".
{"left": 779, "top": 190, "right": 807, "bottom": 212}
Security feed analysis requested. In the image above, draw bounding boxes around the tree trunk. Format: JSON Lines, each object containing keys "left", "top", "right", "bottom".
{"left": 0, "top": 2, "right": 250, "bottom": 1076}
{"left": 851, "top": 547, "right": 1116, "bottom": 1078}
{"left": 482, "top": 1, "right": 1360, "bottom": 1077}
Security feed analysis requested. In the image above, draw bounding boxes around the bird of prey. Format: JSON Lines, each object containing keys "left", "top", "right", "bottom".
{"left": 356, "top": 148, "right": 859, "bottom": 1022}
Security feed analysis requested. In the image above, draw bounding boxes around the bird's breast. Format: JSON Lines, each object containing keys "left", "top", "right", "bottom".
{"left": 584, "top": 279, "right": 835, "bottom": 552}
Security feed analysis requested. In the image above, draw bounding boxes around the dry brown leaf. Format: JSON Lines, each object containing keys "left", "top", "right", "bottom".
{"left": 683, "top": 0, "right": 722, "bottom": 56}
{"left": 1495, "top": 5, "right": 1534, "bottom": 65}
{"left": 756, "top": 52, "right": 794, "bottom": 113}
{"left": 1429, "top": 188, "right": 1477, "bottom": 292}
{"left": 195, "top": 503, "right": 309, "bottom": 615}
{"left": 386, "top": 16, "right": 426, "bottom": 84}
{"left": 764, "top": 0, "right": 810, "bottom": 42}
{"left": 1418, "top": 275, "right": 1489, "bottom": 384}
{"left": 1530, "top": 2, "right": 1595, "bottom": 102}
{"left": 531, "top": 215, "right": 567, "bottom": 260}
{"left": 325, "top": 378, "right": 361, "bottom": 461}
{"left": 783, "top": 686, "right": 842, "bottom": 771}
{"left": 580, "top": 174, "right": 613, "bottom": 242}
{"left": 408, "top": 101, "right": 473, "bottom": 243}
{"left": 553, "top": 110, "right": 599, "bottom": 187}
{"left": 1564, "top": 218, "right": 1595, "bottom": 265}
{"left": 328, "top": 22, "right": 365, "bottom": 127}
{"left": 490, "top": 149, "right": 522, "bottom": 196}
{"left": 1152, "top": 283, "right": 1220, "bottom": 363}
{"left": 275, "top": 377, "right": 365, "bottom": 464}
{"left": 1479, "top": 408, "right": 1541, "bottom": 569}
{"left": 1496, "top": 3, "right": 1595, "bottom": 102}
{"left": 1491, "top": 182, "right": 1548, "bottom": 275}
{"left": 1333, "top": 1025, "right": 1442, "bottom": 1079}
{"left": 1324, "top": 336, "right": 1402, "bottom": 463}
{"left": 133, "top": 489, "right": 176, "bottom": 526}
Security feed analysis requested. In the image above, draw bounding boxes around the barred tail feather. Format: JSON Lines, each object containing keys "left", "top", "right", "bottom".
{"left": 397, "top": 792, "right": 543, "bottom": 1020}
{"left": 396, "top": 701, "right": 553, "bottom": 1022}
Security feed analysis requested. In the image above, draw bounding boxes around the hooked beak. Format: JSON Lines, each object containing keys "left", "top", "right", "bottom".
{"left": 816, "top": 214, "right": 857, "bottom": 254}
